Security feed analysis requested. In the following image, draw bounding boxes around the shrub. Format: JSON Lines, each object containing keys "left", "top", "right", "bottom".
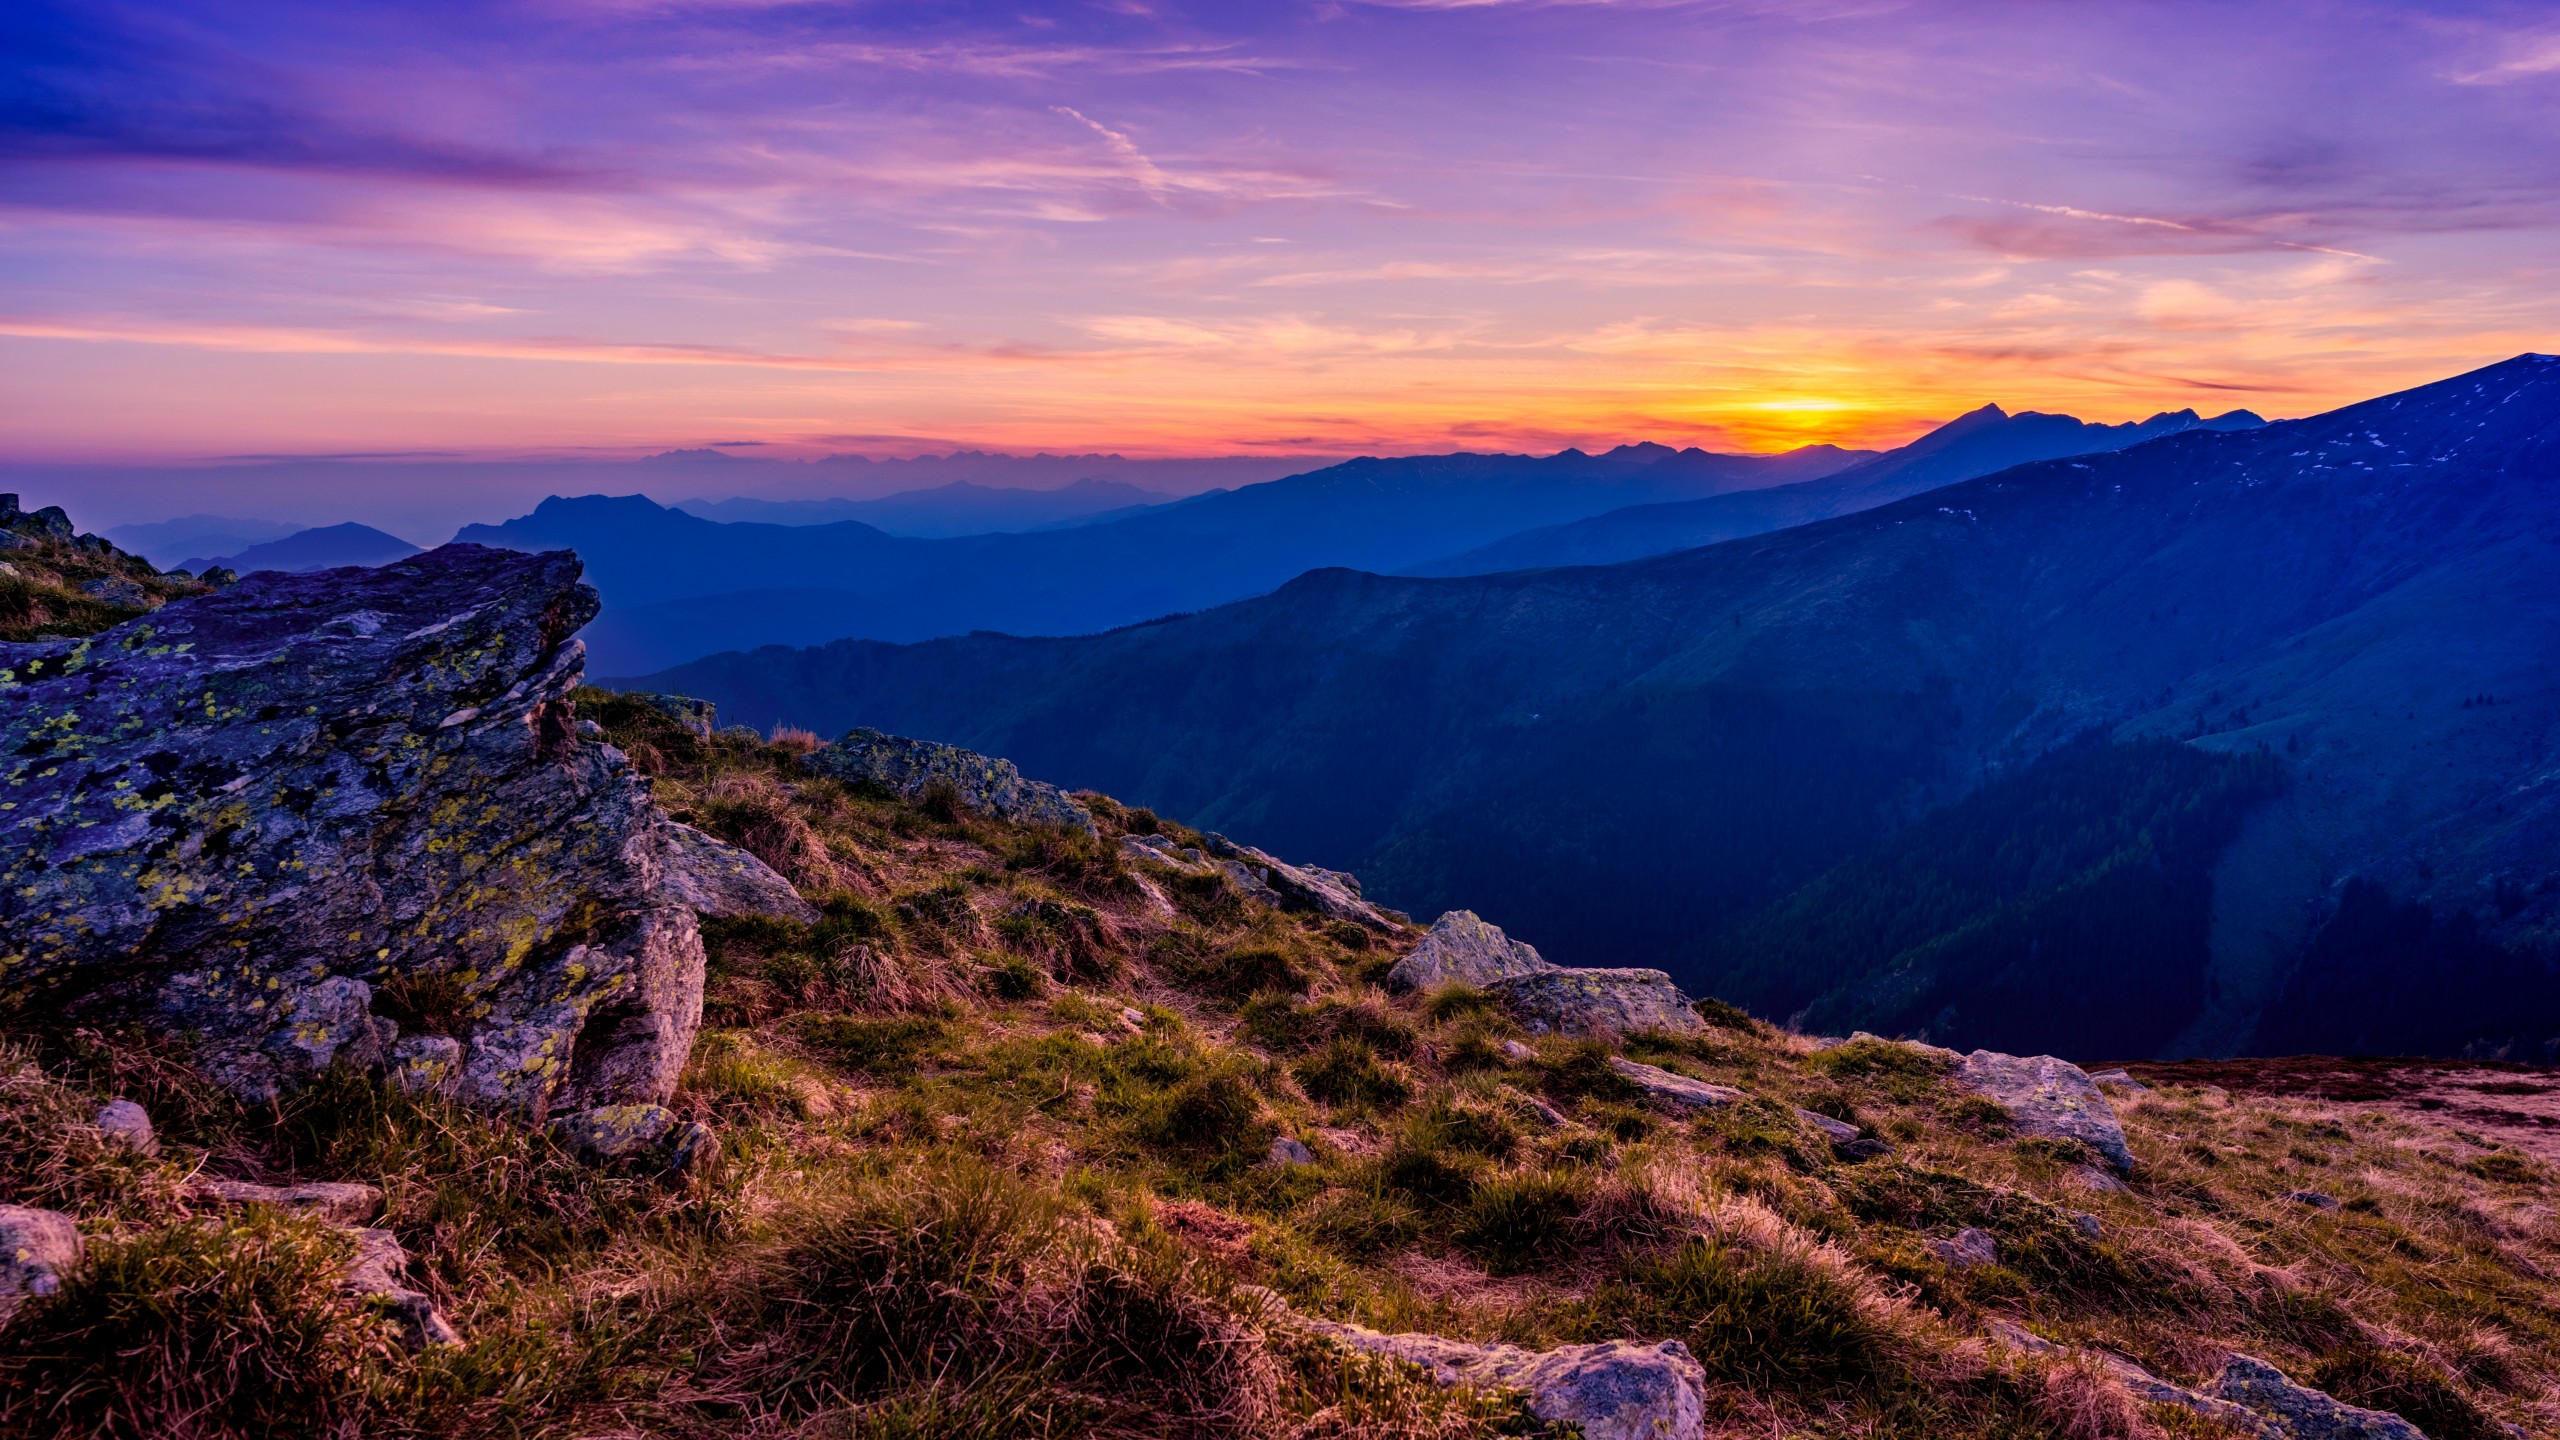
{"left": 1135, "top": 1069, "right": 1273, "bottom": 1167}
{"left": 1294, "top": 1038, "right": 1410, "bottom": 1113}
{"left": 0, "top": 1212, "right": 402, "bottom": 1439}
{"left": 1595, "top": 1236, "right": 1895, "bottom": 1396}
{"left": 1301, "top": 1186, "right": 1424, "bottom": 1258}
{"left": 1455, "top": 1171, "right": 1587, "bottom": 1274}
{"left": 1239, "top": 990, "right": 1319, "bottom": 1052}
{"left": 1692, "top": 997, "right": 1759, "bottom": 1032}
{"left": 1406, "top": 1096, "right": 1519, "bottom": 1161}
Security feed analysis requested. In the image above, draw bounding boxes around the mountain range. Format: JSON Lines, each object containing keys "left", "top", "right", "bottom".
{"left": 669, "top": 477, "right": 1176, "bottom": 535}
{"left": 471, "top": 441, "right": 1869, "bottom": 673}
{"left": 631, "top": 355, "right": 2560, "bottom": 1061}
{"left": 177, "top": 521, "right": 422, "bottom": 576}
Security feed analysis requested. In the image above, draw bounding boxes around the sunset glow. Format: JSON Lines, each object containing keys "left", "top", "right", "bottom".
{"left": 5, "top": 1, "right": 2557, "bottom": 462}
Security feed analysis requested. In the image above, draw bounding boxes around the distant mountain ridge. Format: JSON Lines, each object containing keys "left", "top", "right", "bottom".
{"left": 1408, "top": 403, "right": 2264, "bottom": 575}
{"left": 671, "top": 477, "right": 1177, "bottom": 536}
{"left": 465, "top": 440, "right": 1872, "bottom": 673}
{"left": 631, "top": 355, "right": 2560, "bottom": 1061}
{"left": 179, "top": 521, "right": 422, "bottom": 576}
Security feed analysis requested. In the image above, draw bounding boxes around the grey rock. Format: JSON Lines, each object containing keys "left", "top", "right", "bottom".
{"left": 2210, "top": 1354, "right": 2427, "bottom": 1440}
{"left": 1987, "top": 1324, "right": 2282, "bottom": 1440}
{"left": 714, "top": 723, "right": 764, "bottom": 744}
{"left": 1499, "top": 1039, "right": 1537, "bottom": 1064}
{"left": 624, "top": 692, "right": 715, "bottom": 739}
{"left": 1292, "top": 1311, "right": 1707, "bottom": 1440}
{"left": 1609, "top": 1057, "right": 1744, "bottom": 1111}
{"left": 1200, "top": 833, "right": 1392, "bottom": 929}
{"left": 2284, "top": 1190, "right": 2343, "bottom": 1211}
{"left": 1385, "top": 910, "right": 1556, "bottom": 993}
{"left": 389, "top": 1035, "right": 465, "bottom": 1097}
{"left": 1267, "top": 1136, "right": 1317, "bottom": 1167}
{"left": 1121, "top": 833, "right": 1213, "bottom": 872}
{"left": 803, "top": 727, "right": 1095, "bottom": 834}
{"left": 342, "top": 1226, "right": 462, "bottom": 1349}
{"left": 2067, "top": 1210, "right": 2104, "bottom": 1240}
{"left": 193, "top": 1178, "right": 385, "bottom": 1226}
{"left": 2068, "top": 1164, "right": 2129, "bottom": 1194}
{"left": 79, "top": 576, "right": 148, "bottom": 608}
{"left": 94, "top": 1098, "right": 156, "bottom": 1156}
{"left": 1521, "top": 1095, "right": 1571, "bottom": 1129}
{"left": 2088, "top": 1068, "right": 2150, "bottom": 1091}
{"left": 1955, "top": 1051, "right": 2135, "bottom": 1173}
{"left": 547, "top": 1102, "right": 717, "bottom": 1176}
{"left": 1494, "top": 967, "right": 1703, "bottom": 1037}
{"left": 1792, "top": 1106, "right": 1861, "bottom": 1146}
{"left": 0, "top": 545, "right": 801, "bottom": 1118}
{"left": 657, "top": 821, "right": 821, "bottom": 924}
{"left": 1929, "top": 1227, "right": 2000, "bottom": 1269}
{"left": 0, "top": 1204, "right": 82, "bottom": 1328}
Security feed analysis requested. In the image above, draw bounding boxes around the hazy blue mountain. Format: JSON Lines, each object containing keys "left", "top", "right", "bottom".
{"left": 1409, "top": 404, "right": 2265, "bottom": 575}
{"left": 628, "top": 356, "right": 2560, "bottom": 1061}
{"left": 670, "top": 478, "right": 1177, "bottom": 536}
{"left": 180, "top": 521, "right": 423, "bottom": 575}
{"left": 463, "top": 441, "right": 1870, "bottom": 673}
{"left": 104, "top": 514, "right": 299, "bottom": 568}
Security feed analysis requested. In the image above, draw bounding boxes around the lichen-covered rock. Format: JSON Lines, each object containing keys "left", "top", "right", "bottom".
{"left": 1267, "top": 1135, "right": 1316, "bottom": 1167}
{"left": 548, "top": 1102, "right": 717, "bottom": 1175}
{"left": 1200, "top": 833, "right": 1393, "bottom": 929}
{"left": 93, "top": 1098, "right": 156, "bottom": 1156}
{"left": 0, "top": 544, "right": 805, "bottom": 1116}
{"left": 803, "top": 727, "right": 1095, "bottom": 834}
{"left": 390, "top": 1035, "right": 465, "bottom": 1097}
{"left": 1291, "top": 1311, "right": 1707, "bottom": 1440}
{"left": 625, "top": 692, "right": 715, "bottom": 739}
{"left": 1610, "top": 1057, "right": 1743, "bottom": 1110}
{"left": 1385, "top": 910, "right": 1555, "bottom": 993}
{"left": 1954, "top": 1051, "right": 2135, "bottom": 1173}
{"left": 1493, "top": 967, "right": 1703, "bottom": 1036}
{"left": 0, "top": 1204, "right": 82, "bottom": 1328}
{"left": 343, "top": 1225, "right": 462, "bottom": 1349}
{"left": 1988, "top": 1324, "right": 2282, "bottom": 1440}
{"left": 1929, "top": 1228, "right": 1999, "bottom": 1269}
{"left": 192, "top": 1178, "right": 384, "bottom": 1226}
{"left": 2209, "top": 1355, "right": 2427, "bottom": 1440}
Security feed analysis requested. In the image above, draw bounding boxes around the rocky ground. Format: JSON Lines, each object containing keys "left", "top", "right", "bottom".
{"left": 1, "top": 543, "right": 2556, "bottom": 1439}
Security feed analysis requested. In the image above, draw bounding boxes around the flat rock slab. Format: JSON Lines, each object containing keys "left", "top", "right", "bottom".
{"left": 1956, "top": 1051, "right": 2135, "bottom": 1173}
{"left": 1298, "top": 1314, "right": 1706, "bottom": 1440}
{"left": 2210, "top": 1355, "right": 2426, "bottom": 1440}
{"left": 0, "top": 1204, "right": 82, "bottom": 1327}
{"left": 194, "top": 1178, "right": 384, "bottom": 1226}
{"left": 1494, "top": 968, "right": 1703, "bottom": 1037}
{"left": 343, "top": 1226, "right": 462, "bottom": 1349}
{"left": 1610, "top": 1057, "right": 1744, "bottom": 1111}
{"left": 1386, "top": 910, "right": 1553, "bottom": 992}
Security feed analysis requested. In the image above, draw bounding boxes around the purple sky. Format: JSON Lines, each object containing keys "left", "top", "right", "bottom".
{"left": 4, "top": 0, "right": 2557, "bottom": 471}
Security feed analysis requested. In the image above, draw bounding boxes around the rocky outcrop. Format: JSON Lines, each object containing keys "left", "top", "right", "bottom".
{"left": 1200, "top": 834, "right": 1394, "bottom": 929}
{"left": 803, "top": 727, "right": 1095, "bottom": 834}
{"left": 0, "top": 544, "right": 807, "bottom": 1117}
{"left": 2207, "top": 1355, "right": 2426, "bottom": 1440}
{"left": 1954, "top": 1051, "right": 2135, "bottom": 1173}
{"left": 1493, "top": 967, "right": 1703, "bottom": 1036}
{"left": 0, "top": 1204, "right": 81, "bottom": 1327}
{"left": 625, "top": 692, "right": 715, "bottom": 740}
{"left": 1291, "top": 1311, "right": 1706, "bottom": 1440}
{"left": 1385, "top": 910, "right": 1554, "bottom": 992}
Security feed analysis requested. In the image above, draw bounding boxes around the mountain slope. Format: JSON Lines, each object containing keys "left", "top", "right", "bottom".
{"left": 634, "top": 355, "right": 2560, "bottom": 1058}
{"left": 1409, "top": 405, "right": 2263, "bottom": 576}
{"left": 467, "top": 442, "right": 1869, "bottom": 673}
{"left": 181, "top": 521, "right": 422, "bottom": 575}
{"left": 670, "top": 477, "right": 1176, "bottom": 535}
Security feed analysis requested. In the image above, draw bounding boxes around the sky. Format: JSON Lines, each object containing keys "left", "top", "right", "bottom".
{"left": 4, "top": 0, "right": 2558, "bottom": 472}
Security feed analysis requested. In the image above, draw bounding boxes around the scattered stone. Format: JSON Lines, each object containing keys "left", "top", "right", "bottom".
{"left": 2068, "top": 1164, "right": 2129, "bottom": 1194}
{"left": 1930, "top": 1227, "right": 2000, "bottom": 1269}
{"left": 1499, "top": 1039, "right": 1537, "bottom": 1063}
{"left": 803, "top": 727, "right": 1096, "bottom": 834}
{"left": 2284, "top": 1190, "right": 2342, "bottom": 1211}
{"left": 2209, "top": 1354, "right": 2427, "bottom": 1440}
{"left": 93, "top": 1099, "right": 156, "bottom": 1157}
{"left": 1385, "top": 910, "right": 1556, "bottom": 992}
{"left": 0, "top": 545, "right": 804, "bottom": 1116}
{"left": 657, "top": 821, "right": 822, "bottom": 924}
{"left": 548, "top": 1103, "right": 718, "bottom": 1176}
{"left": 1793, "top": 1106, "right": 1861, "bottom": 1145}
{"left": 2088, "top": 1068, "right": 2150, "bottom": 1091}
{"left": 1494, "top": 968, "right": 1703, "bottom": 1037}
{"left": 1609, "top": 1058, "right": 1744, "bottom": 1111}
{"left": 1987, "top": 1324, "right": 2282, "bottom": 1440}
{"left": 0, "top": 1204, "right": 82, "bottom": 1328}
{"left": 389, "top": 1035, "right": 465, "bottom": 1097}
{"left": 1955, "top": 1051, "right": 2135, "bottom": 1173}
{"left": 1286, "top": 1307, "right": 1707, "bottom": 1440}
{"left": 1520, "top": 1095, "right": 1571, "bottom": 1129}
{"left": 1118, "top": 1006, "right": 1148, "bottom": 1033}
{"left": 1200, "top": 833, "right": 1393, "bottom": 929}
{"left": 1121, "top": 832, "right": 1215, "bottom": 872}
{"left": 2067, "top": 1210, "right": 2104, "bottom": 1240}
{"left": 1836, "top": 1136, "right": 1894, "bottom": 1161}
{"left": 342, "top": 1226, "right": 462, "bottom": 1349}
{"left": 1267, "top": 1136, "right": 1317, "bottom": 1167}
{"left": 624, "top": 692, "right": 716, "bottom": 739}
{"left": 193, "top": 1178, "right": 385, "bottom": 1226}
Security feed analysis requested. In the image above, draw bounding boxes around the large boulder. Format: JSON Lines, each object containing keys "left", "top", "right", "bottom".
{"left": 1492, "top": 967, "right": 1703, "bottom": 1036}
{"left": 803, "top": 727, "right": 1096, "bottom": 834}
{"left": 0, "top": 545, "right": 810, "bottom": 1116}
{"left": 1954, "top": 1051, "right": 2135, "bottom": 1173}
{"left": 1385, "top": 910, "right": 1555, "bottom": 992}
{"left": 1294, "top": 1312, "right": 1706, "bottom": 1440}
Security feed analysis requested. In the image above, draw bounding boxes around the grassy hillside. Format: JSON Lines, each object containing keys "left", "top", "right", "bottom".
{"left": 0, "top": 499, "right": 210, "bottom": 642}
{"left": 5, "top": 694, "right": 2557, "bottom": 1438}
